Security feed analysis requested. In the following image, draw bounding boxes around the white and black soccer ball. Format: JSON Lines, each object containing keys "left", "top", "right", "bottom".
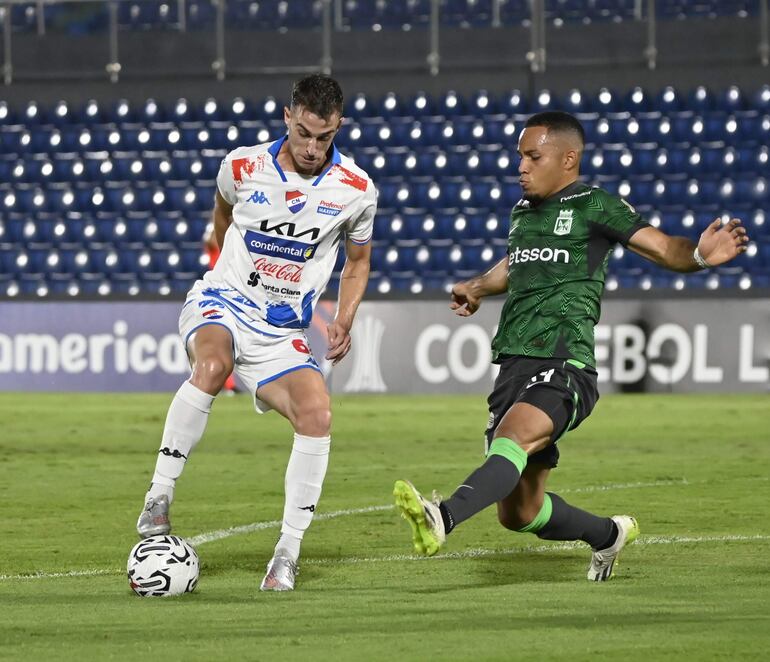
{"left": 127, "top": 535, "right": 199, "bottom": 597}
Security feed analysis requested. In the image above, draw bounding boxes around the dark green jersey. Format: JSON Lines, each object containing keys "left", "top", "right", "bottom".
{"left": 491, "top": 182, "right": 649, "bottom": 367}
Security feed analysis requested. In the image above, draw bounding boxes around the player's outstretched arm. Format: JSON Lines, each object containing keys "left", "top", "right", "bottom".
{"left": 327, "top": 240, "right": 372, "bottom": 365}
{"left": 450, "top": 256, "right": 509, "bottom": 317}
{"left": 627, "top": 218, "right": 749, "bottom": 273}
{"left": 213, "top": 191, "right": 234, "bottom": 249}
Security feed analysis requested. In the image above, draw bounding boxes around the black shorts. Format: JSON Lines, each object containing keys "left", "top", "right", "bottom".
{"left": 485, "top": 356, "right": 599, "bottom": 468}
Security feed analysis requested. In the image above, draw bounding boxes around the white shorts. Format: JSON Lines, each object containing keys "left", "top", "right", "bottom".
{"left": 178, "top": 282, "right": 322, "bottom": 413}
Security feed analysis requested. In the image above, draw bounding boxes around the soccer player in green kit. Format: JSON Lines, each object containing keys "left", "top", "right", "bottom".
{"left": 394, "top": 111, "right": 749, "bottom": 581}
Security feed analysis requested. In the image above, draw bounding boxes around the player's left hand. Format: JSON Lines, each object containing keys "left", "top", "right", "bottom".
{"left": 697, "top": 218, "right": 749, "bottom": 266}
{"left": 326, "top": 320, "right": 352, "bottom": 365}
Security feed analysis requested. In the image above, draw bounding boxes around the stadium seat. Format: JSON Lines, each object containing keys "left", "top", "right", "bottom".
{"left": 2, "top": 85, "right": 769, "bottom": 295}
{"left": 405, "top": 92, "right": 436, "bottom": 118}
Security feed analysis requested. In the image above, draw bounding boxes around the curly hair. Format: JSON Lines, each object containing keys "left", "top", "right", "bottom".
{"left": 290, "top": 74, "right": 344, "bottom": 119}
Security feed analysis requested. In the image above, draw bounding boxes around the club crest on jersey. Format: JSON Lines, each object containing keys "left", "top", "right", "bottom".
{"left": 554, "top": 209, "right": 573, "bottom": 235}
{"left": 285, "top": 190, "right": 307, "bottom": 214}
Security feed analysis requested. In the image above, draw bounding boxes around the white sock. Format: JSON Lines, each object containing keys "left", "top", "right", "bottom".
{"left": 145, "top": 381, "right": 214, "bottom": 504}
{"left": 278, "top": 433, "right": 331, "bottom": 561}
{"left": 275, "top": 533, "right": 302, "bottom": 561}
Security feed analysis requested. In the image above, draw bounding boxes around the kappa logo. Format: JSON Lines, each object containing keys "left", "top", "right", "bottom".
{"left": 248, "top": 190, "right": 271, "bottom": 205}
{"left": 159, "top": 447, "right": 187, "bottom": 459}
{"left": 554, "top": 209, "right": 573, "bottom": 235}
{"left": 285, "top": 190, "right": 307, "bottom": 214}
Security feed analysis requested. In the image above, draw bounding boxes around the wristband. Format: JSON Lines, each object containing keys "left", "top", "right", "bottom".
{"left": 693, "top": 247, "right": 710, "bottom": 269}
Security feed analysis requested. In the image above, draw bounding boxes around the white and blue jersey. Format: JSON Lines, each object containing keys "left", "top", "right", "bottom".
{"left": 200, "top": 136, "right": 376, "bottom": 336}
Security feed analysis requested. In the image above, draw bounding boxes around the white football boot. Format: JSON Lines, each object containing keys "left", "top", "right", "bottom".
{"left": 587, "top": 515, "right": 640, "bottom": 581}
{"left": 136, "top": 495, "right": 171, "bottom": 538}
{"left": 260, "top": 550, "right": 299, "bottom": 591}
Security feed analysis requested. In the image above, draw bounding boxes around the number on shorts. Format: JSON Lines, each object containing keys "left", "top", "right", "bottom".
{"left": 525, "top": 368, "right": 555, "bottom": 389}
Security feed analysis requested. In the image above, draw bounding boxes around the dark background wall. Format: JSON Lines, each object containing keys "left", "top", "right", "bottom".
{"left": 1, "top": 15, "right": 767, "bottom": 105}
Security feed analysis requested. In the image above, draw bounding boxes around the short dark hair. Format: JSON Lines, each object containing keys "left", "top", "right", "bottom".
{"left": 290, "top": 74, "right": 344, "bottom": 119}
{"left": 525, "top": 111, "right": 585, "bottom": 146}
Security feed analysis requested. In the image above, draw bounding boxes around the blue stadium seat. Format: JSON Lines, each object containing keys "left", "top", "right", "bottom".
{"left": 623, "top": 87, "right": 653, "bottom": 113}
{"left": 688, "top": 86, "right": 715, "bottom": 112}
{"left": 531, "top": 89, "right": 556, "bottom": 113}
{"left": 376, "top": 92, "right": 404, "bottom": 119}
{"left": 0, "top": 100, "right": 16, "bottom": 124}
{"left": 655, "top": 86, "right": 683, "bottom": 113}
{"left": 59, "top": 245, "right": 92, "bottom": 273}
{"left": 138, "top": 98, "right": 165, "bottom": 123}
{"left": 107, "top": 99, "right": 136, "bottom": 124}
{"left": 19, "top": 274, "right": 49, "bottom": 297}
{"left": 21, "top": 101, "right": 47, "bottom": 126}
{"left": 592, "top": 87, "right": 620, "bottom": 114}
{"left": 563, "top": 88, "right": 590, "bottom": 114}
{"left": 468, "top": 89, "right": 497, "bottom": 116}
{"left": 252, "top": 95, "right": 283, "bottom": 123}
{"left": 76, "top": 99, "right": 104, "bottom": 125}
{"left": 120, "top": 245, "right": 153, "bottom": 272}
{"left": 169, "top": 271, "right": 200, "bottom": 294}
{"left": 348, "top": 92, "right": 375, "bottom": 120}
{"left": 405, "top": 92, "right": 436, "bottom": 118}
{"left": 753, "top": 85, "right": 770, "bottom": 112}
{"left": 717, "top": 85, "right": 747, "bottom": 112}
{"left": 437, "top": 91, "right": 466, "bottom": 117}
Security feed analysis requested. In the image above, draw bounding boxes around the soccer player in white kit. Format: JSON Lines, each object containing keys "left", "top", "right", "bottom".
{"left": 136, "top": 75, "right": 376, "bottom": 591}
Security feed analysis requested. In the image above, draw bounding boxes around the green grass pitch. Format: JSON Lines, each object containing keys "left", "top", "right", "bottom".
{"left": 1, "top": 392, "right": 769, "bottom": 660}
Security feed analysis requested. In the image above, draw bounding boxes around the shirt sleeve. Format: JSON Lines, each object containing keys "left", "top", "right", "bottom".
{"left": 345, "top": 180, "right": 377, "bottom": 245}
{"left": 595, "top": 193, "right": 651, "bottom": 246}
{"left": 216, "top": 150, "right": 238, "bottom": 206}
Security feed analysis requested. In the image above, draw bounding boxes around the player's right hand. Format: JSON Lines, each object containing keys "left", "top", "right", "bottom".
{"left": 450, "top": 282, "right": 481, "bottom": 316}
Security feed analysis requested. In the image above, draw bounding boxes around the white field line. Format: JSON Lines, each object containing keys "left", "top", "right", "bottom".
{"left": 186, "top": 504, "right": 394, "bottom": 547}
{"left": 186, "top": 479, "right": 690, "bottom": 547}
{"left": 302, "top": 534, "right": 770, "bottom": 565}
{"left": 3, "top": 534, "right": 768, "bottom": 582}
{"left": 0, "top": 478, "right": 754, "bottom": 583}
{"left": 560, "top": 478, "right": 689, "bottom": 493}
{"left": 0, "top": 568, "right": 116, "bottom": 581}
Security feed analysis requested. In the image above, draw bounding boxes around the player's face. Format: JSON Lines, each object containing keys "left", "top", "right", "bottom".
{"left": 517, "top": 126, "right": 575, "bottom": 202}
{"left": 284, "top": 105, "right": 343, "bottom": 175}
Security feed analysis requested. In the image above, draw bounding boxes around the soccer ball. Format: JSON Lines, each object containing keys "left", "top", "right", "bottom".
{"left": 127, "top": 535, "right": 199, "bottom": 597}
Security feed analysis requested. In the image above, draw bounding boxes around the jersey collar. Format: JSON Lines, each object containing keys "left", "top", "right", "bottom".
{"left": 538, "top": 180, "right": 587, "bottom": 206}
{"left": 268, "top": 135, "right": 341, "bottom": 187}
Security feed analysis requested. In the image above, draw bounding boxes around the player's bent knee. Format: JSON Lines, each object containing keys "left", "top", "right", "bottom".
{"left": 190, "top": 356, "right": 233, "bottom": 393}
{"left": 293, "top": 405, "right": 332, "bottom": 437}
{"left": 503, "top": 494, "right": 553, "bottom": 534}
{"left": 497, "top": 505, "right": 541, "bottom": 532}
{"left": 498, "top": 511, "right": 526, "bottom": 531}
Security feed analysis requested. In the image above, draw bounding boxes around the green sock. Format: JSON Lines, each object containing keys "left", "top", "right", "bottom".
{"left": 441, "top": 438, "right": 527, "bottom": 533}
